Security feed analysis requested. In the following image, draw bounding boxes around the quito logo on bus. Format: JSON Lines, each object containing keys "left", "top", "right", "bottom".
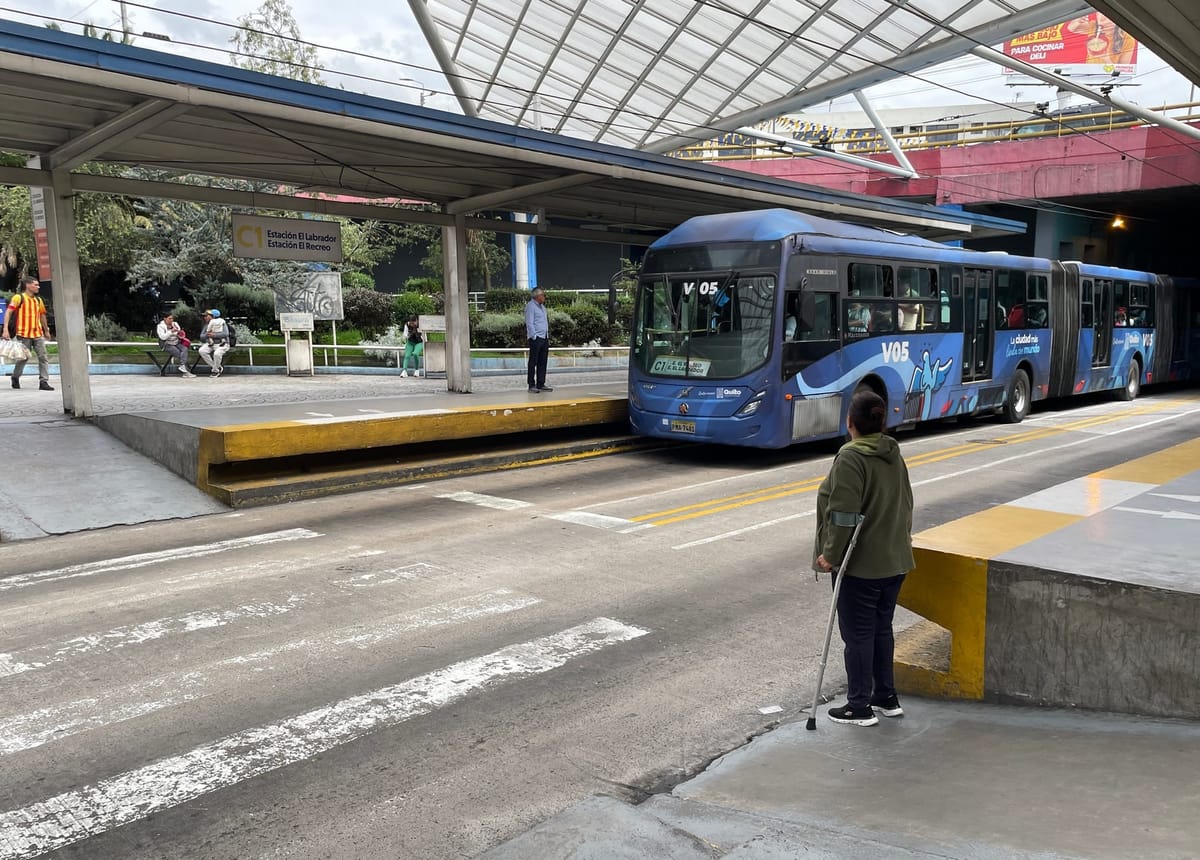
{"left": 881, "top": 341, "right": 910, "bottom": 363}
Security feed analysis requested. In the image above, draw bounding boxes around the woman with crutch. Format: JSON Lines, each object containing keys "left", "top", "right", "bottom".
{"left": 811, "top": 389, "right": 915, "bottom": 727}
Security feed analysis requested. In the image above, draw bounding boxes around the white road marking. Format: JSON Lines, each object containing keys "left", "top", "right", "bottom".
{"left": 672, "top": 510, "right": 814, "bottom": 550}
{"left": 435, "top": 491, "right": 532, "bottom": 510}
{"left": 1151, "top": 493, "right": 1200, "bottom": 504}
{"left": 0, "top": 617, "right": 647, "bottom": 858}
{"left": 0, "top": 589, "right": 540, "bottom": 755}
{"left": 0, "top": 529, "right": 322, "bottom": 593}
{"left": 332, "top": 563, "right": 438, "bottom": 586}
{"left": 0, "top": 600, "right": 299, "bottom": 679}
{"left": 666, "top": 403, "right": 1200, "bottom": 549}
{"left": 1113, "top": 506, "right": 1200, "bottom": 520}
{"left": 547, "top": 511, "right": 635, "bottom": 530}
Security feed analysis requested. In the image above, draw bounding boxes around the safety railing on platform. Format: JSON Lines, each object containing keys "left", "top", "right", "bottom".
{"left": 76, "top": 341, "right": 629, "bottom": 372}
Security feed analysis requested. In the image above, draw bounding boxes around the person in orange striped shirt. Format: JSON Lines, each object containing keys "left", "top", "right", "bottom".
{"left": 2, "top": 275, "right": 54, "bottom": 391}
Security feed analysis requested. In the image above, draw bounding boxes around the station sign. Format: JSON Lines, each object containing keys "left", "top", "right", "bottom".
{"left": 232, "top": 213, "right": 343, "bottom": 263}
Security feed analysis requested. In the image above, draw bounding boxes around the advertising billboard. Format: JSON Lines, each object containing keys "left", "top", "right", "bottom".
{"left": 1002, "top": 13, "right": 1138, "bottom": 78}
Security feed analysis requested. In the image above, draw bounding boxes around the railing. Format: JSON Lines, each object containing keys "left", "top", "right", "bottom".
{"left": 79, "top": 341, "right": 629, "bottom": 371}
{"left": 670, "top": 100, "right": 1200, "bottom": 162}
{"left": 467, "top": 288, "right": 614, "bottom": 311}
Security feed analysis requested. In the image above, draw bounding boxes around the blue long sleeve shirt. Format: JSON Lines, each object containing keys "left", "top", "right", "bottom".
{"left": 525, "top": 299, "right": 548, "bottom": 339}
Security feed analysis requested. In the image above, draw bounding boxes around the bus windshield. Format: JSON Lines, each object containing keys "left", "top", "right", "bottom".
{"left": 632, "top": 270, "right": 776, "bottom": 379}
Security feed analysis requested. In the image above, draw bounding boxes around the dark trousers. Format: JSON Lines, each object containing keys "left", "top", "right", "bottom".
{"left": 527, "top": 336, "right": 549, "bottom": 388}
{"left": 834, "top": 573, "right": 906, "bottom": 709}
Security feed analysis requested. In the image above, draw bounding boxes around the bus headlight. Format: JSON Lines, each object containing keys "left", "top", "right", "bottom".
{"left": 736, "top": 391, "right": 766, "bottom": 416}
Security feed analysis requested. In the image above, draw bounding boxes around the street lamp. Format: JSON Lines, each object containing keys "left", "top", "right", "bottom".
{"left": 397, "top": 77, "right": 436, "bottom": 107}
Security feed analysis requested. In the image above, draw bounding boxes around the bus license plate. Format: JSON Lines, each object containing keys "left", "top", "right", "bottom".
{"left": 670, "top": 419, "right": 696, "bottom": 434}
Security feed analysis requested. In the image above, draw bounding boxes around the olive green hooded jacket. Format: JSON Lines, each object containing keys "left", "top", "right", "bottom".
{"left": 812, "top": 432, "right": 915, "bottom": 578}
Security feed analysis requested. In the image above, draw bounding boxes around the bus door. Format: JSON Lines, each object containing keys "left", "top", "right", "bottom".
{"left": 1047, "top": 262, "right": 1078, "bottom": 398}
{"left": 1092, "top": 278, "right": 1113, "bottom": 367}
{"left": 962, "top": 267, "right": 994, "bottom": 381}
{"left": 781, "top": 289, "right": 839, "bottom": 380}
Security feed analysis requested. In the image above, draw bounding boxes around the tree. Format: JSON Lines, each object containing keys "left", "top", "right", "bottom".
{"left": 229, "top": 0, "right": 325, "bottom": 85}
{"left": 394, "top": 213, "right": 512, "bottom": 289}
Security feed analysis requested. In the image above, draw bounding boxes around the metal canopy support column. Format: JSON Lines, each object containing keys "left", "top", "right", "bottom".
{"left": 853, "top": 91, "right": 917, "bottom": 177}
{"left": 971, "top": 44, "right": 1200, "bottom": 143}
{"left": 442, "top": 215, "right": 472, "bottom": 393}
{"left": 43, "top": 169, "right": 93, "bottom": 417}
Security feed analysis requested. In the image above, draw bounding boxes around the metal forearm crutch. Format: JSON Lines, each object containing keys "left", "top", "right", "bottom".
{"left": 807, "top": 514, "right": 866, "bottom": 731}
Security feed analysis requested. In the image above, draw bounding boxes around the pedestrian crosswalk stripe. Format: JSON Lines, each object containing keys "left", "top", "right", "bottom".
{"left": 0, "top": 589, "right": 539, "bottom": 757}
{"left": 0, "top": 529, "right": 322, "bottom": 592}
{"left": 435, "top": 491, "right": 532, "bottom": 510}
{"left": 0, "top": 617, "right": 648, "bottom": 858}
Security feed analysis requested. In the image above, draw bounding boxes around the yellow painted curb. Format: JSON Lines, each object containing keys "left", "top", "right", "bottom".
{"left": 195, "top": 397, "right": 627, "bottom": 496}
{"left": 895, "top": 547, "right": 987, "bottom": 700}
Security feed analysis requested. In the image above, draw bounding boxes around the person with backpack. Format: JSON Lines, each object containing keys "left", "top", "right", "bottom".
{"left": 2, "top": 275, "right": 54, "bottom": 391}
{"left": 198, "top": 309, "right": 233, "bottom": 376}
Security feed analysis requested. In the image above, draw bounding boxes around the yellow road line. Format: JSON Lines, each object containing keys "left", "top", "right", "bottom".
{"left": 631, "top": 396, "right": 1197, "bottom": 528}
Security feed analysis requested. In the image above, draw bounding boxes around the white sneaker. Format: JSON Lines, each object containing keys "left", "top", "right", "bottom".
{"left": 415, "top": 370, "right": 422, "bottom": 377}
{"left": 400, "top": 370, "right": 408, "bottom": 378}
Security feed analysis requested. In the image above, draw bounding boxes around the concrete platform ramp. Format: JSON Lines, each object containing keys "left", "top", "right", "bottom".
{"left": 897, "top": 437, "right": 1200, "bottom": 718}
{"left": 95, "top": 383, "right": 634, "bottom": 506}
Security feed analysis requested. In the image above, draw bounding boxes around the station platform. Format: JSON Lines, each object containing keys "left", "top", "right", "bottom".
{"left": 93, "top": 379, "right": 633, "bottom": 506}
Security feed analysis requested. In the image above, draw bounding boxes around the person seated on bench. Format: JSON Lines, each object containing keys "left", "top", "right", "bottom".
{"left": 155, "top": 313, "right": 195, "bottom": 377}
{"left": 198, "top": 309, "right": 231, "bottom": 376}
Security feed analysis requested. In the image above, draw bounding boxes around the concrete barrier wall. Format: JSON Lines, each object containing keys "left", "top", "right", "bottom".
{"left": 984, "top": 562, "right": 1200, "bottom": 717}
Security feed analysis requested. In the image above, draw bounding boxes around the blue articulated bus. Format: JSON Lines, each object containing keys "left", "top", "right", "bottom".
{"left": 627, "top": 209, "right": 1198, "bottom": 448}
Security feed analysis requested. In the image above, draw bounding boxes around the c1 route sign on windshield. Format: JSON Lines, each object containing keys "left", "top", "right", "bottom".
{"left": 232, "top": 213, "right": 343, "bottom": 263}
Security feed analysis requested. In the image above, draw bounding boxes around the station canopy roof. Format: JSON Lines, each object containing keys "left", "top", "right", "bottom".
{"left": 0, "top": 19, "right": 1025, "bottom": 242}
{"left": 412, "top": 0, "right": 1098, "bottom": 152}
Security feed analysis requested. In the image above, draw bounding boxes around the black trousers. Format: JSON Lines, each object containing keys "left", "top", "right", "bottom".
{"left": 834, "top": 572, "right": 906, "bottom": 709}
{"left": 527, "top": 336, "right": 549, "bottom": 388}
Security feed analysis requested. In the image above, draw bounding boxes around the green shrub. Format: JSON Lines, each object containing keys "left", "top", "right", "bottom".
{"left": 220, "top": 283, "right": 276, "bottom": 333}
{"left": 360, "top": 324, "right": 404, "bottom": 367}
{"left": 393, "top": 291, "right": 437, "bottom": 323}
{"left": 404, "top": 277, "right": 441, "bottom": 293}
{"left": 172, "top": 303, "right": 203, "bottom": 338}
{"left": 561, "top": 301, "right": 608, "bottom": 346}
{"left": 341, "top": 287, "right": 394, "bottom": 339}
{"left": 483, "top": 288, "right": 528, "bottom": 313}
{"left": 544, "top": 290, "right": 575, "bottom": 309}
{"left": 342, "top": 271, "right": 376, "bottom": 291}
{"left": 231, "top": 322, "right": 261, "bottom": 345}
{"left": 86, "top": 313, "right": 129, "bottom": 342}
{"left": 472, "top": 312, "right": 525, "bottom": 348}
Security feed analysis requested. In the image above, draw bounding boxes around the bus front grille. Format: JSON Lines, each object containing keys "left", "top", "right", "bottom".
{"left": 791, "top": 395, "right": 842, "bottom": 440}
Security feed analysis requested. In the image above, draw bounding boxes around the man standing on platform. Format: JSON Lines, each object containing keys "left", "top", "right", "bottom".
{"left": 525, "top": 288, "right": 552, "bottom": 393}
{"left": 2, "top": 275, "right": 54, "bottom": 391}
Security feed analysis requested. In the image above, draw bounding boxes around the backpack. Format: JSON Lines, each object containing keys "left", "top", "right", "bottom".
{"left": 226, "top": 323, "right": 238, "bottom": 348}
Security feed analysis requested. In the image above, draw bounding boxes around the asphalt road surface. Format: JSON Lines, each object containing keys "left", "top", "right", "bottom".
{"left": 3, "top": 388, "right": 1197, "bottom": 859}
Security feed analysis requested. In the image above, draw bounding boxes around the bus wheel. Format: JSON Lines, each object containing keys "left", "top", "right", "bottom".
{"left": 1116, "top": 360, "right": 1141, "bottom": 401}
{"left": 1002, "top": 370, "right": 1030, "bottom": 423}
